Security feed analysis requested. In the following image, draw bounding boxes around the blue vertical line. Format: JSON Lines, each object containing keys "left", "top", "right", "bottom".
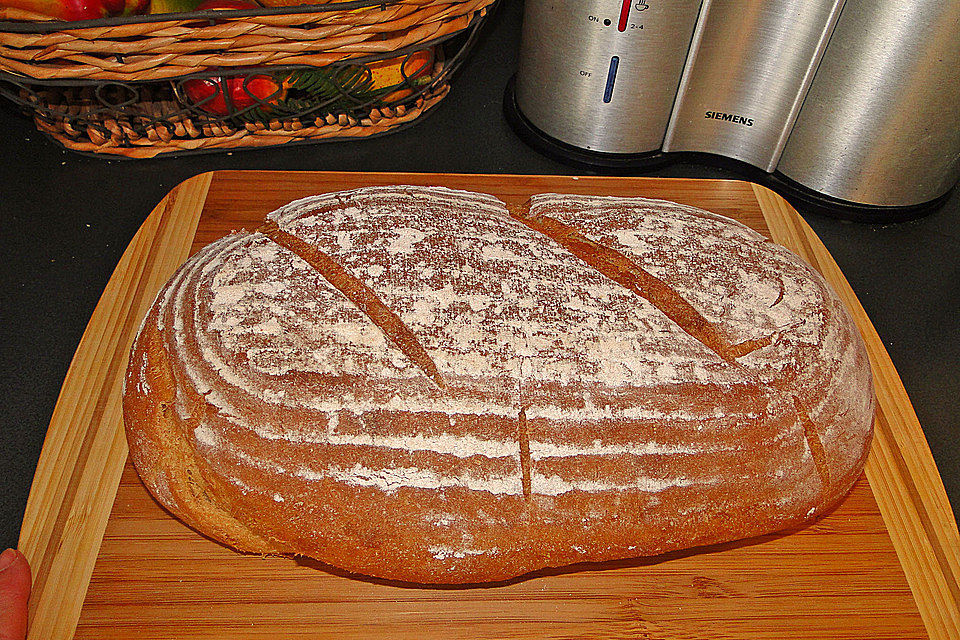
{"left": 603, "top": 56, "right": 620, "bottom": 103}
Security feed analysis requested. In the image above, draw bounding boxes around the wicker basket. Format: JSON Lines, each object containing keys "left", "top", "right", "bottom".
{"left": 0, "top": 0, "right": 497, "bottom": 156}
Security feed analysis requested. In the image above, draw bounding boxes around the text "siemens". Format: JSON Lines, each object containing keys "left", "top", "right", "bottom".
{"left": 705, "top": 111, "right": 754, "bottom": 126}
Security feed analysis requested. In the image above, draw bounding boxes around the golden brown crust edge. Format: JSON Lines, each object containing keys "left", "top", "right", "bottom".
{"left": 123, "top": 314, "right": 291, "bottom": 556}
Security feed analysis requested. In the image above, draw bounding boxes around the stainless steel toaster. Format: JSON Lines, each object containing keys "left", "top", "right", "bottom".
{"left": 504, "top": 0, "right": 960, "bottom": 219}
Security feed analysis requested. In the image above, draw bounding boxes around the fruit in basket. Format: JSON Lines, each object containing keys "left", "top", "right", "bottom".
{"left": 196, "top": 0, "right": 259, "bottom": 9}
{"left": 148, "top": 0, "right": 256, "bottom": 13}
{"left": 0, "top": 0, "right": 154, "bottom": 18}
{"left": 102, "top": 0, "right": 146, "bottom": 14}
{"left": 255, "top": 0, "right": 332, "bottom": 6}
{"left": 182, "top": 74, "right": 287, "bottom": 116}
{"left": 367, "top": 48, "right": 436, "bottom": 102}
{"left": 0, "top": 0, "right": 107, "bottom": 19}
{"left": 148, "top": 0, "right": 199, "bottom": 12}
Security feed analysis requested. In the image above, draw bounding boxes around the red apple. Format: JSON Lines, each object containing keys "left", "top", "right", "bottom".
{"left": 1, "top": 0, "right": 107, "bottom": 20}
{"left": 102, "top": 0, "right": 146, "bottom": 15}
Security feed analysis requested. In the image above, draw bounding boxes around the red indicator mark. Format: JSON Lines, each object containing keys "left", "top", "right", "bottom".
{"left": 618, "top": 0, "right": 630, "bottom": 31}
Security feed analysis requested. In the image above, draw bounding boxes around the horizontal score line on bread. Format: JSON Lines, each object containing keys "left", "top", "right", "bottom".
{"left": 123, "top": 185, "right": 875, "bottom": 583}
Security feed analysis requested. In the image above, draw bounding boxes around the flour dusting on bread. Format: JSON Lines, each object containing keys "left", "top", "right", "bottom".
{"left": 123, "top": 185, "right": 874, "bottom": 583}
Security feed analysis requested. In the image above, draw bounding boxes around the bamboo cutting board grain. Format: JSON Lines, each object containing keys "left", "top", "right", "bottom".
{"left": 19, "top": 172, "right": 959, "bottom": 640}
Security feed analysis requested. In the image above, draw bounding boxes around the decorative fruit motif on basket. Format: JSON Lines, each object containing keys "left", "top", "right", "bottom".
{"left": 367, "top": 48, "right": 436, "bottom": 102}
{"left": 180, "top": 48, "right": 437, "bottom": 121}
{"left": 181, "top": 74, "right": 286, "bottom": 116}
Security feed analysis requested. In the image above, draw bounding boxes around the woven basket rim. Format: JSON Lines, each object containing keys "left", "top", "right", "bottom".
{"left": 0, "top": 27, "right": 463, "bottom": 86}
{"left": 0, "top": 0, "right": 403, "bottom": 34}
{"left": 0, "top": 0, "right": 495, "bottom": 82}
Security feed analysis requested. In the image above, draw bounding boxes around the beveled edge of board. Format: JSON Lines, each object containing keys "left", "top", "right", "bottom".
{"left": 18, "top": 172, "right": 214, "bottom": 640}
{"left": 751, "top": 182, "right": 959, "bottom": 640}
{"left": 16, "top": 171, "right": 957, "bottom": 640}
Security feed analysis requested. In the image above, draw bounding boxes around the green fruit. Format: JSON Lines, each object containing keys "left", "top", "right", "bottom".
{"left": 149, "top": 0, "right": 202, "bottom": 14}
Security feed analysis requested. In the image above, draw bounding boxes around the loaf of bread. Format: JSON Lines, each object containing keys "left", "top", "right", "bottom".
{"left": 123, "top": 185, "right": 874, "bottom": 584}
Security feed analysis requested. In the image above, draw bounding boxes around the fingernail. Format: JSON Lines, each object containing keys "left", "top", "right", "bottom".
{"left": 0, "top": 548, "right": 18, "bottom": 572}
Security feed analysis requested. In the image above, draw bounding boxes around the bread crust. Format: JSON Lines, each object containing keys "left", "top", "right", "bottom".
{"left": 123, "top": 186, "right": 874, "bottom": 583}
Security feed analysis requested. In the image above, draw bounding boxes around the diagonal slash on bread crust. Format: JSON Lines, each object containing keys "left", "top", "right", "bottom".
{"left": 259, "top": 219, "right": 447, "bottom": 389}
{"left": 508, "top": 205, "right": 775, "bottom": 363}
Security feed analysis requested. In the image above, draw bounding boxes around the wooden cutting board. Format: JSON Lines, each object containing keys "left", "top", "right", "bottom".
{"left": 18, "top": 172, "right": 960, "bottom": 640}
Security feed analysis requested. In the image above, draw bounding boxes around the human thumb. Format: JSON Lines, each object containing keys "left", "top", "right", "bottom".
{"left": 0, "top": 549, "right": 31, "bottom": 640}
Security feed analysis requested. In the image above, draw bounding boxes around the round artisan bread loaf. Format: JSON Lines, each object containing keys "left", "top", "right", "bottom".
{"left": 123, "top": 185, "right": 875, "bottom": 584}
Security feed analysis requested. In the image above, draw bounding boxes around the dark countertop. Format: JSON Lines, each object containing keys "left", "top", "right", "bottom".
{"left": 1, "top": 0, "right": 957, "bottom": 550}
